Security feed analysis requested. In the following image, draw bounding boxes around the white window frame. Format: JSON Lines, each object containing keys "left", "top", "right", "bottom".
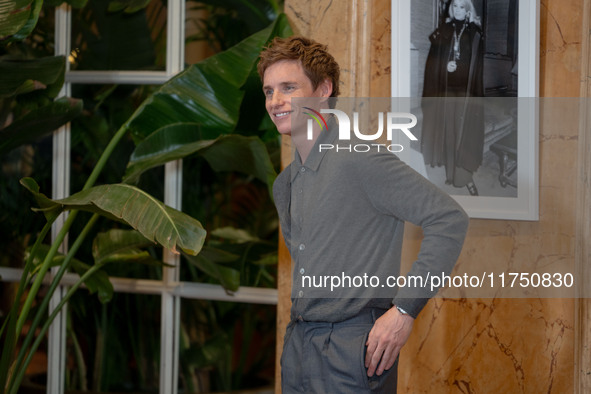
{"left": 0, "top": 2, "right": 277, "bottom": 393}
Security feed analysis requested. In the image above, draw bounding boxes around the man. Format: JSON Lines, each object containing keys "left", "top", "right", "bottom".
{"left": 258, "top": 36, "right": 469, "bottom": 393}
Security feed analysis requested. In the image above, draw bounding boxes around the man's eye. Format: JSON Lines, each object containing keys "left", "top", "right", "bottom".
{"left": 265, "top": 89, "right": 273, "bottom": 96}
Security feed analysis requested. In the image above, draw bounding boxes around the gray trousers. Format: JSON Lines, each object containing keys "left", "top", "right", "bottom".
{"left": 281, "top": 308, "right": 398, "bottom": 393}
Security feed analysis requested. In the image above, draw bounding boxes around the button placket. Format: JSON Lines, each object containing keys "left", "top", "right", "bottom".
{"left": 292, "top": 166, "right": 307, "bottom": 301}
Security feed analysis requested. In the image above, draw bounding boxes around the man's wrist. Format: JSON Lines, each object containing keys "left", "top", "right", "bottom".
{"left": 395, "top": 304, "right": 410, "bottom": 316}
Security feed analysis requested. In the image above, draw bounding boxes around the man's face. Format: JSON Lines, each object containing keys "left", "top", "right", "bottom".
{"left": 263, "top": 60, "right": 328, "bottom": 136}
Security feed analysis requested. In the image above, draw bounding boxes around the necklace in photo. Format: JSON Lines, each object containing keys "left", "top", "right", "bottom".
{"left": 447, "top": 22, "right": 467, "bottom": 73}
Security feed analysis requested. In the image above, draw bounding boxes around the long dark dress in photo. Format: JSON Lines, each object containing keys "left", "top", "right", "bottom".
{"left": 421, "top": 18, "right": 484, "bottom": 192}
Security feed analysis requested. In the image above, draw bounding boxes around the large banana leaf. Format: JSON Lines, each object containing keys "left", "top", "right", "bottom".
{"left": 1, "top": 0, "right": 43, "bottom": 42}
{"left": 187, "top": 0, "right": 281, "bottom": 53}
{"left": 21, "top": 177, "right": 206, "bottom": 255}
{"left": 0, "top": 97, "right": 83, "bottom": 154}
{"left": 124, "top": 13, "right": 291, "bottom": 143}
{"left": 123, "top": 123, "right": 276, "bottom": 189}
{"left": 0, "top": 0, "right": 35, "bottom": 39}
{"left": 93, "top": 229, "right": 153, "bottom": 262}
{"left": 92, "top": 228, "right": 170, "bottom": 268}
{"left": 0, "top": 55, "right": 65, "bottom": 98}
{"left": 1, "top": 0, "right": 85, "bottom": 60}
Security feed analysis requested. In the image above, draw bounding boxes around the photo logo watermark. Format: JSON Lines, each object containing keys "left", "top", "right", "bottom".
{"left": 306, "top": 108, "right": 418, "bottom": 153}
{"left": 303, "top": 106, "right": 328, "bottom": 137}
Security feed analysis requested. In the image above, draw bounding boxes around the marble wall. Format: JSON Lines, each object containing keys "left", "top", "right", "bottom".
{"left": 276, "top": 0, "right": 588, "bottom": 392}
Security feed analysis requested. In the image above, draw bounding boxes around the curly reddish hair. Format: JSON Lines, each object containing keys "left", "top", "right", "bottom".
{"left": 258, "top": 36, "right": 340, "bottom": 97}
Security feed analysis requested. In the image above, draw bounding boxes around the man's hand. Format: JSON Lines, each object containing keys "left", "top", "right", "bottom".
{"left": 365, "top": 306, "right": 414, "bottom": 377}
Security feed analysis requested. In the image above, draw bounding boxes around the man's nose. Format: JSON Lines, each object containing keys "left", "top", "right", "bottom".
{"left": 270, "top": 91, "right": 285, "bottom": 107}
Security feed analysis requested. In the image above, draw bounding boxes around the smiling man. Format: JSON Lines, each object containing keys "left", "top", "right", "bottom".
{"left": 258, "top": 36, "right": 469, "bottom": 393}
{"left": 261, "top": 38, "right": 338, "bottom": 163}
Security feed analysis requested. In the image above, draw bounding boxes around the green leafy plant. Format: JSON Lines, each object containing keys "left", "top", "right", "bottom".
{"left": 186, "top": 0, "right": 282, "bottom": 52}
{"left": 0, "top": 2, "right": 291, "bottom": 392}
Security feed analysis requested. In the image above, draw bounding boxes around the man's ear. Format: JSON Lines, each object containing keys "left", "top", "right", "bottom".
{"left": 319, "top": 78, "right": 333, "bottom": 98}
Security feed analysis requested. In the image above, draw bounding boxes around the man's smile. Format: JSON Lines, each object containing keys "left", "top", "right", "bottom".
{"left": 274, "top": 111, "right": 292, "bottom": 118}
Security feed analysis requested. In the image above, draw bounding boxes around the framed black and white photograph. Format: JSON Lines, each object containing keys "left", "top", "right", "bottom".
{"left": 391, "top": 0, "right": 539, "bottom": 220}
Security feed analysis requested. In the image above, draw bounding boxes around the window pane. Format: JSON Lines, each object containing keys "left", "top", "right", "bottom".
{"left": 66, "top": 292, "right": 161, "bottom": 392}
{"left": 69, "top": 0, "right": 167, "bottom": 72}
{"left": 178, "top": 299, "right": 276, "bottom": 392}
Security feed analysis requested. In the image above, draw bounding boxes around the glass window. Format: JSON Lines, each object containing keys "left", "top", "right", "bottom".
{"left": 70, "top": 1, "right": 167, "bottom": 72}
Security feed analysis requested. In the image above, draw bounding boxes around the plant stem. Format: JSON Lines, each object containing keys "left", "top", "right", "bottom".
{"left": 13, "top": 210, "right": 78, "bottom": 343}
{"left": 83, "top": 120, "right": 133, "bottom": 190}
{"left": 13, "top": 119, "right": 129, "bottom": 373}
{"left": 9, "top": 123, "right": 127, "bottom": 390}
{"left": 0, "top": 218, "right": 54, "bottom": 393}
{"left": 93, "top": 303, "right": 107, "bottom": 392}
{"left": 1, "top": 214, "right": 55, "bottom": 339}
{"left": 8, "top": 214, "right": 99, "bottom": 392}
{"left": 67, "top": 320, "right": 88, "bottom": 391}
{"left": 9, "top": 261, "right": 109, "bottom": 394}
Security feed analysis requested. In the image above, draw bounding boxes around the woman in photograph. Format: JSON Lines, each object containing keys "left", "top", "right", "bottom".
{"left": 421, "top": 0, "right": 484, "bottom": 196}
